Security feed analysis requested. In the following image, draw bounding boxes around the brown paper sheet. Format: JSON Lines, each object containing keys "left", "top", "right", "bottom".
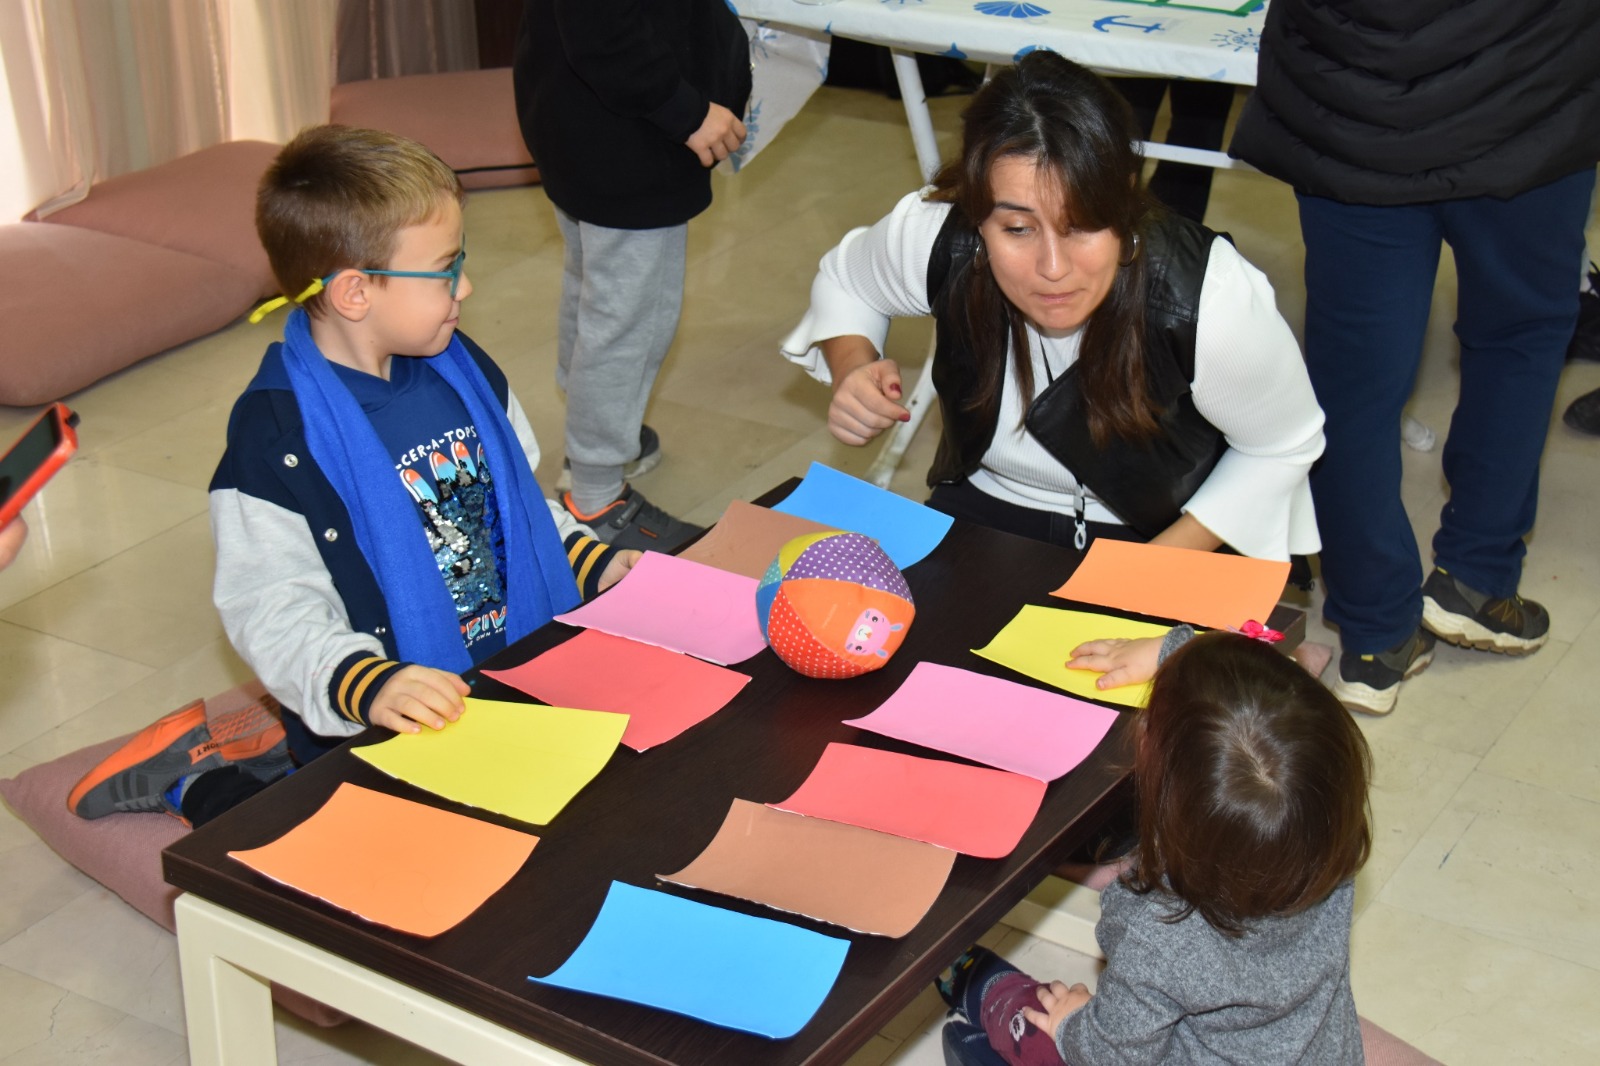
{"left": 659, "top": 799, "right": 955, "bottom": 937}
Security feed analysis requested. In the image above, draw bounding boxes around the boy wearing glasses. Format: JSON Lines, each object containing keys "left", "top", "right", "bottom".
{"left": 69, "top": 126, "right": 637, "bottom": 828}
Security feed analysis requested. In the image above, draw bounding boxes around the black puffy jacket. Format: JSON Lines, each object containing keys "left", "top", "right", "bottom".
{"left": 1230, "top": 0, "right": 1600, "bottom": 205}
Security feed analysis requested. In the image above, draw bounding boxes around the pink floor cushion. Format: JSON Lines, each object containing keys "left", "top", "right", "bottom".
{"left": 40, "top": 140, "right": 281, "bottom": 298}
{"left": 1360, "top": 1016, "right": 1443, "bottom": 1065}
{"left": 0, "top": 222, "right": 259, "bottom": 405}
{"left": 331, "top": 68, "right": 539, "bottom": 190}
{"left": 0, "top": 683, "right": 347, "bottom": 1028}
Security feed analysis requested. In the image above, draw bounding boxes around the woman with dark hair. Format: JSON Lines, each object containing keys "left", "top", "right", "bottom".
{"left": 781, "top": 53, "right": 1322, "bottom": 561}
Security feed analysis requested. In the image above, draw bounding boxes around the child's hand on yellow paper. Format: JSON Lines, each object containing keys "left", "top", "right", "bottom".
{"left": 369, "top": 665, "right": 469, "bottom": 733}
{"left": 598, "top": 549, "right": 642, "bottom": 592}
{"left": 1066, "top": 635, "right": 1163, "bottom": 689}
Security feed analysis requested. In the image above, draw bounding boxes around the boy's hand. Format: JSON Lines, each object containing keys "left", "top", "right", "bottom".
{"left": 598, "top": 549, "right": 642, "bottom": 592}
{"left": 367, "top": 665, "right": 469, "bottom": 734}
{"left": 829, "top": 359, "right": 909, "bottom": 445}
{"left": 1066, "top": 636, "right": 1162, "bottom": 690}
{"left": 686, "top": 103, "right": 747, "bottom": 167}
{"left": 1021, "top": 980, "right": 1091, "bottom": 1040}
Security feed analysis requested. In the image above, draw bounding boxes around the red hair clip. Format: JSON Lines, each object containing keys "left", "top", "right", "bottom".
{"left": 1233, "top": 619, "right": 1284, "bottom": 644}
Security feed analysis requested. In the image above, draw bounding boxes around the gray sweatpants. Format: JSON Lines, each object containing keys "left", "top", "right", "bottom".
{"left": 554, "top": 207, "right": 686, "bottom": 512}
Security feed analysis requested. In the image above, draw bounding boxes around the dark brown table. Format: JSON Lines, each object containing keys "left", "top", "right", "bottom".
{"left": 166, "top": 486, "right": 1293, "bottom": 1065}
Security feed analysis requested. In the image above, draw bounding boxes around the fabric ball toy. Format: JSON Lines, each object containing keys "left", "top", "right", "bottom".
{"left": 756, "top": 531, "right": 915, "bottom": 679}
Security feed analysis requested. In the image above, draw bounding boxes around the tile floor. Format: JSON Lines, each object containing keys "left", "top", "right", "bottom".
{"left": 2, "top": 85, "right": 1597, "bottom": 1064}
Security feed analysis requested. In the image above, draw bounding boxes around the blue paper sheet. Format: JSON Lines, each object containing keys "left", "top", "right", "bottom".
{"left": 772, "top": 462, "right": 953, "bottom": 569}
{"left": 528, "top": 881, "right": 849, "bottom": 1038}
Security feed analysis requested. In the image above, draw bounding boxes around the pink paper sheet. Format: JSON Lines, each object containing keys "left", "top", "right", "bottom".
{"left": 771, "top": 742, "right": 1046, "bottom": 858}
{"left": 483, "top": 630, "right": 751, "bottom": 752}
{"left": 843, "top": 662, "right": 1119, "bottom": 781}
{"left": 553, "top": 551, "right": 768, "bottom": 666}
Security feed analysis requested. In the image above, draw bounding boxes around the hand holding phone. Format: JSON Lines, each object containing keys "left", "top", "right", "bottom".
{"left": 0, "top": 403, "right": 80, "bottom": 529}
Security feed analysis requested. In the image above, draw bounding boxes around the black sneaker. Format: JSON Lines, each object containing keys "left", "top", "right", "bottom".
{"left": 1563, "top": 386, "right": 1600, "bottom": 436}
{"left": 1421, "top": 567, "right": 1549, "bottom": 654}
{"left": 562, "top": 484, "right": 702, "bottom": 553}
{"left": 1329, "top": 629, "right": 1436, "bottom": 716}
{"left": 555, "top": 425, "right": 662, "bottom": 492}
{"left": 1566, "top": 263, "right": 1600, "bottom": 363}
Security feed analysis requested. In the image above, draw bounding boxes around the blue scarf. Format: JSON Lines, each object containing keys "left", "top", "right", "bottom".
{"left": 279, "top": 309, "right": 580, "bottom": 672}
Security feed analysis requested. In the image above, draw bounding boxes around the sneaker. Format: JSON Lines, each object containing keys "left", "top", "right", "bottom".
{"left": 562, "top": 483, "right": 703, "bottom": 553}
{"left": 554, "top": 425, "right": 662, "bottom": 492}
{"left": 68, "top": 698, "right": 288, "bottom": 819}
{"left": 1421, "top": 567, "right": 1549, "bottom": 654}
{"left": 1563, "top": 385, "right": 1600, "bottom": 436}
{"left": 1566, "top": 263, "right": 1600, "bottom": 363}
{"left": 935, "top": 947, "right": 982, "bottom": 1009}
{"left": 1329, "top": 629, "right": 1436, "bottom": 716}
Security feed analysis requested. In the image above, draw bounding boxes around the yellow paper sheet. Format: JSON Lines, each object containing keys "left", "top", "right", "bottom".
{"left": 972, "top": 605, "right": 1172, "bottom": 708}
{"left": 354, "top": 697, "right": 627, "bottom": 824}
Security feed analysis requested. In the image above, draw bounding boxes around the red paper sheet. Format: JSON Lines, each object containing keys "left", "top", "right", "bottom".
{"left": 770, "top": 742, "right": 1046, "bottom": 859}
{"left": 483, "top": 630, "right": 751, "bottom": 751}
{"left": 228, "top": 783, "right": 537, "bottom": 937}
{"left": 1052, "top": 539, "right": 1289, "bottom": 631}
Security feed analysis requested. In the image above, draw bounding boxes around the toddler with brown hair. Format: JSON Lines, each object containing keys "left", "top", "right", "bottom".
{"left": 942, "top": 630, "right": 1371, "bottom": 1065}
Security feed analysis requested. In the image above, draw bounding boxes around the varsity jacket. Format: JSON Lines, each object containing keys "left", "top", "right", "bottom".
{"left": 926, "top": 206, "right": 1227, "bottom": 539}
{"left": 1230, "top": 0, "right": 1600, "bottom": 205}
{"left": 209, "top": 334, "right": 617, "bottom": 763}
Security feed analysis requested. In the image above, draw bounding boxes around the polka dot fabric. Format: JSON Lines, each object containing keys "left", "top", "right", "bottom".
{"left": 756, "top": 532, "right": 915, "bottom": 679}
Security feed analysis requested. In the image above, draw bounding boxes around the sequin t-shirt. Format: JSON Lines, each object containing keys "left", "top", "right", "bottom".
{"left": 331, "top": 356, "right": 510, "bottom": 662}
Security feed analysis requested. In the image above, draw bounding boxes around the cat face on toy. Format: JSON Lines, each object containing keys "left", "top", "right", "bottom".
{"left": 843, "top": 608, "right": 903, "bottom": 658}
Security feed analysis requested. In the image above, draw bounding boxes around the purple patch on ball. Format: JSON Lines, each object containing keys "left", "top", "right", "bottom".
{"left": 786, "top": 532, "right": 911, "bottom": 599}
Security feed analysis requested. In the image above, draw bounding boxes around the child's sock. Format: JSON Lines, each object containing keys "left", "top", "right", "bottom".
{"left": 162, "top": 772, "right": 200, "bottom": 814}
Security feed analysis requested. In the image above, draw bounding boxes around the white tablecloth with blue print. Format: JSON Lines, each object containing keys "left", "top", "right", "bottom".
{"left": 724, "top": 0, "right": 1265, "bottom": 171}
{"left": 734, "top": 0, "right": 1265, "bottom": 82}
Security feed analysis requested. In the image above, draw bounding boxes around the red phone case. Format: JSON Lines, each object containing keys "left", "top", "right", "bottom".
{"left": 0, "top": 403, "right": 79, "bottom": 527}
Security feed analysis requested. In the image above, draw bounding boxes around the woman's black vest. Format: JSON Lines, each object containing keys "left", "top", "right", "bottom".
{"left": 924, "top": 206, "right": 1225, "bottom": 539}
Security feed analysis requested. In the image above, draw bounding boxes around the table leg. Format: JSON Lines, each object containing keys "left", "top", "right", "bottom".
{"left": 889, "top": 49, "right": 942, "bottom": 184}
{"left": 174, "top": 894, "right": 590, "bottom": 1065}
{"left": 177, "top": 895, "right": 277, "bottom": 1066}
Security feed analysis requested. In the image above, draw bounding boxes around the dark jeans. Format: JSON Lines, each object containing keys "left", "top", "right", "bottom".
{"left": 1297, "top": 168, "right": 1596, "bottom": 652}
{"left": 1116, "top": 77, "right": 1237, "bottom": 224}
{"left": 941, "top": 948, "right": 1064, "bottom": 1066}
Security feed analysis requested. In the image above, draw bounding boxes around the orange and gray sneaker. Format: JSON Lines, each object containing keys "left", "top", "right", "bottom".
{"left": 562, "top": 483, "right": 702, "bottom": 553}
{"left": 68, "top": 697, "right": 288, "bottom": 819}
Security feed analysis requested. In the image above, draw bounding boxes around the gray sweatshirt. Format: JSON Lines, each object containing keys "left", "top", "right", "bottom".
{"left": 1056, "top": 879, "right": 1362, "bottom": 1064}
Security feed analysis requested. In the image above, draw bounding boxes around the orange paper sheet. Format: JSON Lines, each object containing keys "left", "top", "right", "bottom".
{"left": 483, "top": 630, "right": 751, "bottom": 751}
{"left": 228, "top": 783, "right": 537, "bottom": 937}
{"left": 1053, "top": 539, "right": 1289, "bottom": 631}
{"left": 770, "top": 743, "right": 1046, "bottom": 859}
{"left": 676, "top": 499, "right": 837, "bottom": 579}
{"left": 660, "top": 799, "right": 955, "bottom": 937}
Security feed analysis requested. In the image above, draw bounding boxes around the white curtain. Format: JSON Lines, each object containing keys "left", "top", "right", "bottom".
{"left": 0, "top": 0, "right": 338, "bottom": 223}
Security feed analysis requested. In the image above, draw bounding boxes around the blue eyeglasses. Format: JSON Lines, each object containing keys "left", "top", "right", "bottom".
{"left": 332, "top": 240, "right": 468, "bottom": 298}
{"left": 248, "top": 240, "right": 469, "bottom": 325}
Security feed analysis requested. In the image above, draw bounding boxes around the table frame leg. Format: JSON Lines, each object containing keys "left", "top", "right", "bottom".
{"left": 175, "top": 894, "right": 588, "bottom": 1065}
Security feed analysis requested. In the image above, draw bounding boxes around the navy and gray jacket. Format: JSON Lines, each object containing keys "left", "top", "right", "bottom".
{"left": 209, "top": 335, "right": 616, "bottom": 763}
